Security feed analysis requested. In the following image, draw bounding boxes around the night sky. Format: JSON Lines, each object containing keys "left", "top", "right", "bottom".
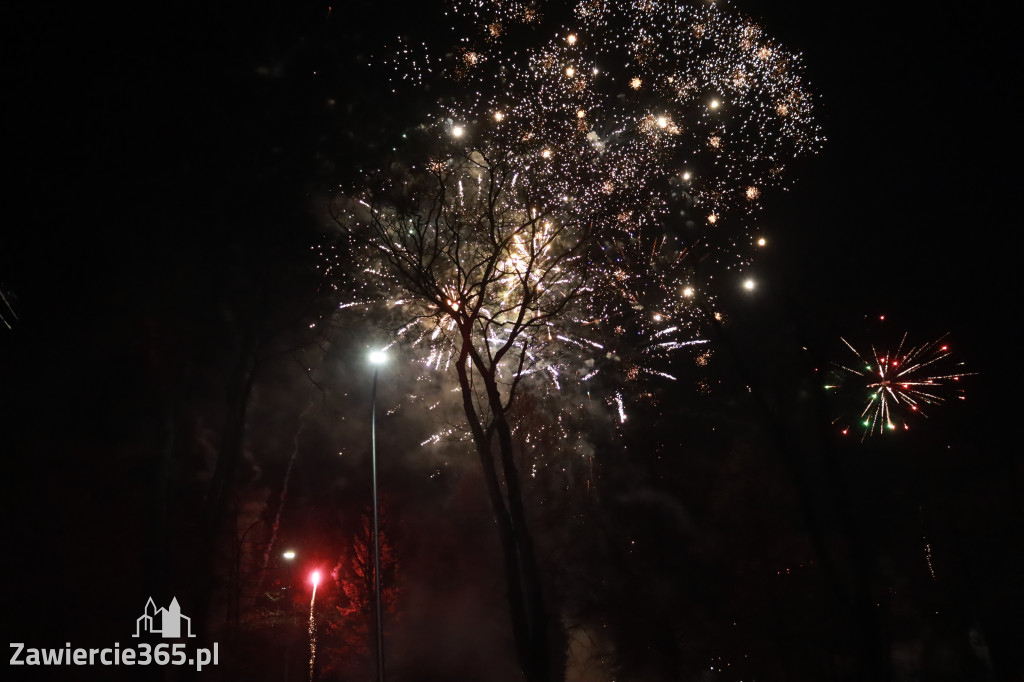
{"left": 2, "top": 1, "right": 1019, "bottom": 681}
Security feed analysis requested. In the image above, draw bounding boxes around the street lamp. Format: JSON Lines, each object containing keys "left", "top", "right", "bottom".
{"left": 278, "top": 550, "right": 298, "bottom": 682}
{"left": 368, "top": 349, "right": 387, "bottom": 682}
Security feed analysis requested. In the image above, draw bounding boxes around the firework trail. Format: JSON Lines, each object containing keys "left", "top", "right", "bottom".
{"left": 260, "top": 400, "right": 315, "bottom": 579}
{"left": 0, "top": 287, "right": 17, "bottom": 330}
{"left": 308, "top": 570, "right": 320, "bottom": 682}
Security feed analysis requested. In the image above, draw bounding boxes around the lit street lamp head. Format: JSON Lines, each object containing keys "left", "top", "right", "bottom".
{"left": 369, "top": 349, "right": 387, "bottom": 365}
{"left": 282, "top": 550, "right": 296, "bottom": 560}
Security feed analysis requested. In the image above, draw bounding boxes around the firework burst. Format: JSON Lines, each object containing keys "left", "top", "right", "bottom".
{"left": 826, "top": 331, "right": 973, "bottom": 440}
{"left": 324, "top": 0, "right": 820, "bottom": 437}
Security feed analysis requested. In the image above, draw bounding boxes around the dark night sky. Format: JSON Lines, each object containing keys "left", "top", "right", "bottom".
{"left": 1, "top": 0, "right": 1019, "bottom": 679}
{"left": 4, "top": 0, "right": 1014, "bottom": 370}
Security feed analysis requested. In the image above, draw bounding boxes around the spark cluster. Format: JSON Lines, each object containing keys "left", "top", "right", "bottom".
{"left": 329, "top": 0, "right": 821, "bottom": 437}
{"left": 826, "top": 332, "right": 973, "bottom": 440}
{"left": 416, "top": 0, "right": 820, "bottom": 240}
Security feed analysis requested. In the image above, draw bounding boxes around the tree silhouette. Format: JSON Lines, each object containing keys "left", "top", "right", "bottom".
{"left": 330, "top": 142, "right": 595, "bottom": 681}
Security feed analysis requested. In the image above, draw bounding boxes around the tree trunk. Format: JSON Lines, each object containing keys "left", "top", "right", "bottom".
{"left": 192, "top": 337, "right": 258, "bottom": 640}
{"left": 485, "top": 374, "right": 554, "bottom": 682}
{"left": 454, "top": 346, "right": 554, "bottom": 682}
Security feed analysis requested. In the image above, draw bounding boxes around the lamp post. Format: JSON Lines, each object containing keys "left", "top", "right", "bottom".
{"left": 281, "top": 550, "right": 296, "bottom": 682}
{"left": 368, "top": 349, "right": 387, "bottom": 682}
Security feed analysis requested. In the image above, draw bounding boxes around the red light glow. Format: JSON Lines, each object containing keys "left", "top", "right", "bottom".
{"left": 310, "top": 570, "right": 321, "bottom": 588}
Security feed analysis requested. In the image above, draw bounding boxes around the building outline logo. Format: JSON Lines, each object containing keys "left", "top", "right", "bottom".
{"left": 132, "top": 597, "right": 195, "bottom": 638}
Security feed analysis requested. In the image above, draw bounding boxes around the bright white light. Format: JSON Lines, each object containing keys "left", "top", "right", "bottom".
{"left": 656, "top": 116, "right": 668, "bottom": 128}
{"left": 710, "top": 99, "right": 720, "bottom": 109}
{"left": 493, "top": 111, "right": 504, "bottom": 122}
{"left": 567, "top": 34, "right": 577, "bottom": 45}
{"left": 565, "top": 66, "right": 575, "bottom": 77}
{"left": 683, "top": 287, "right": 694, "bottom": 298}
{"left": 682, "top": 171, "right": 692, "bottom": 181}
{"left": 451, "top": 125, "right": 464, "bottom": 138}
{"left": 757, "top": 237, "right": 766, "bottom": 246}
{"left": 743, "top": 279, "right": 756, "bottom": 291}
{"left": 369, "top": 350, "right": 387, "bottom": 365}
{"left": 615, "top": 392, "right": 626, "bottom": 423}
{"left": 310, "top": 570, "right": 321, "bottom": 587}
{"left": 282, "top": 550, "right": 296, "bottom": 560}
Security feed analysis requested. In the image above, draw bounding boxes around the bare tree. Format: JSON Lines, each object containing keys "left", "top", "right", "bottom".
{"left": 332, "top": 144, "right": 596, "bottom": 681}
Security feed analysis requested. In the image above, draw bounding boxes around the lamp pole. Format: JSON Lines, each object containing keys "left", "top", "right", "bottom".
{"left": 281, "top": 550, "right": 296, "bottom": 682}
{"left": 369, "top": 350, "right": 386, "bottom": 682}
